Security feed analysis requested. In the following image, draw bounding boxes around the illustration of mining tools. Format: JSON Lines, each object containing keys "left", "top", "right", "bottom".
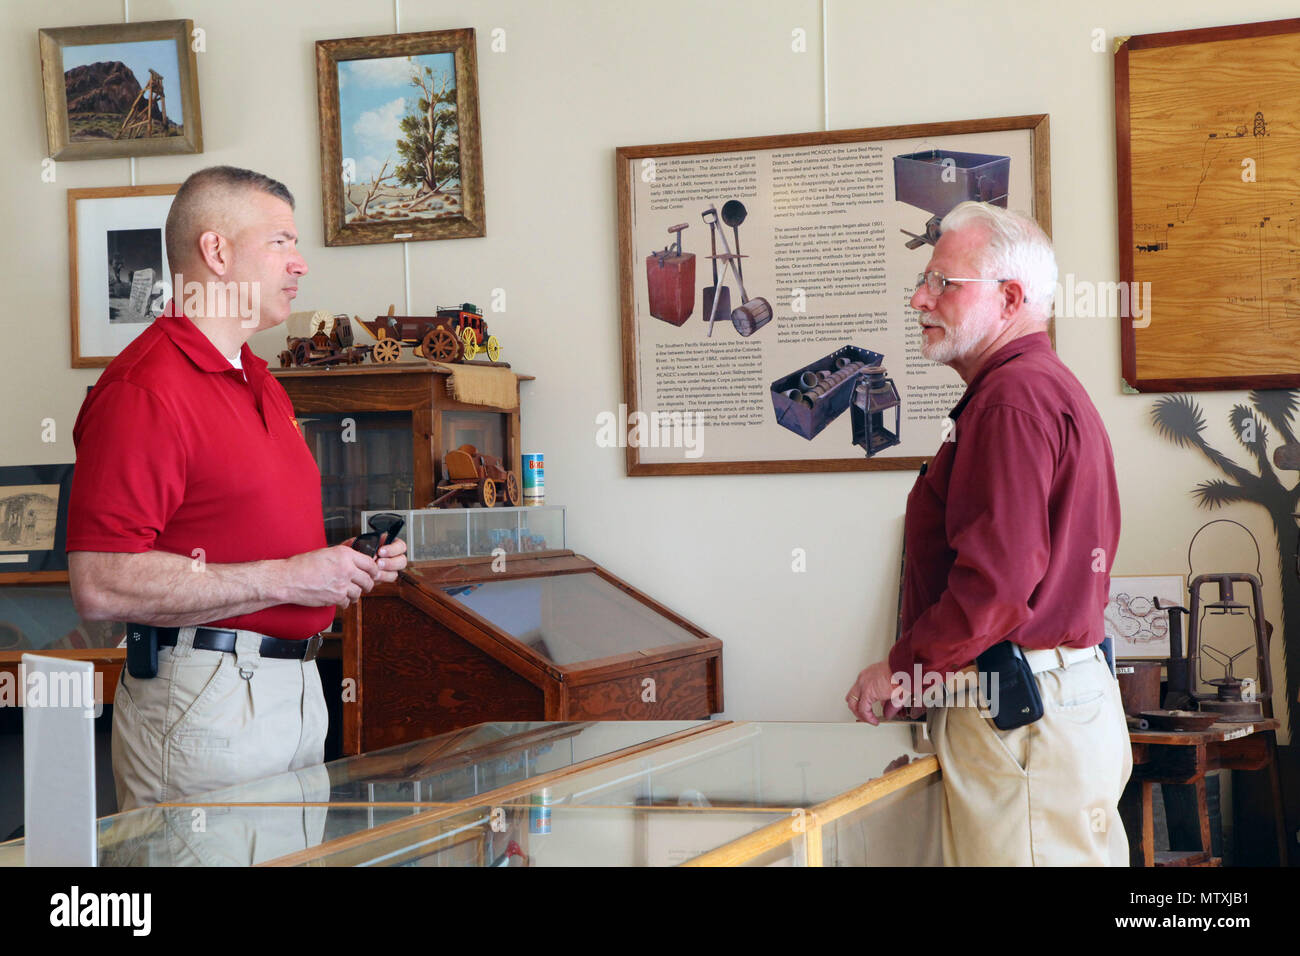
{"left": 721, "top": 200, "right": 748, "bottom": 281}
{"left": 702, "top": 207, "right": 731, "bottom": 324}
{"left": 646, "top": 222, "right": 695, "bottom": 326}
{"left": 702, "top": 203, "right": 773, "bottom": 338}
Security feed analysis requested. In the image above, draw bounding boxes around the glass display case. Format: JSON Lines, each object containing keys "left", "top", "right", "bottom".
{"left": 0, "top": 574, "right": 124, "bottom": 704}
{"left": 341, "top": 554, "right": 724, "bottom": 752}
{"left": 0, "top": 720, "right": 941, "bottom": 866}
{"left": 362, "top": 505, "right": 565, "bottom": 561}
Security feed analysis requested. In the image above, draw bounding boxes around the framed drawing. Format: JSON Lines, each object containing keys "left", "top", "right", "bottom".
{"left": 1104, "top": 574, "right": 1186, "bottom": 660}
{"left": 316, "top": 28, "right": 486, "bottom": 246}
{"left": 1116, "top": 18, "right": 1300, "bottom": 391}
{"left": 0, "top": 464, "right": 74, "bottom": 580}
{"left": 68, "top": 183, "right": 180, "bottom": 368}
{"left": 39, "top": 19, "right": 202, "bottom": 161}
{"left": 616, "top": 114, "right": 1051, "bottom": 476}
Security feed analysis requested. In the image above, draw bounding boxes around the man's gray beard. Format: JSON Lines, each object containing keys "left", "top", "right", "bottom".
{"left": 920, "top": 318, "right": 984, "bottom": 364}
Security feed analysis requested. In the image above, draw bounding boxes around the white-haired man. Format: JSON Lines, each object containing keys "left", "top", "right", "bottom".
{"left": 845, "top": 201, "right": 1132, "bottom": 865}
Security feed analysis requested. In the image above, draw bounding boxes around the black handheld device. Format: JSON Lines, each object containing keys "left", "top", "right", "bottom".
{"left": 351, "top": 512, "right": 405, "bottom": 558}
{"left": 126, "top": 624, "right": 158, "bottom": 679}
{"left": 976, "top": 640, "right": 1043, "bottom": 730}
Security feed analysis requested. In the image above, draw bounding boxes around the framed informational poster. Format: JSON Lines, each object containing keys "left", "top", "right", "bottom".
{"left": 617, "top": 114, "right": 1050, "bottom": 476}
{"left": 1116, "top": 18, "right": 1300, "bottom": 391}
{"left": 1104, "top": 574, "right": 1186, "bottom": 660}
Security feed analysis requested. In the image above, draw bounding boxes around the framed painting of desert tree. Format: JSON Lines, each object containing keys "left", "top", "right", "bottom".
{"left": 316, "top": 28, "right": 486, "bottom": 246}
{"left": 39, "top": 19, "right": 203, "bottom": 161}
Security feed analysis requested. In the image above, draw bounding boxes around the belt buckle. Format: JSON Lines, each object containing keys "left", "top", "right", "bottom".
{"left": 303, "top": 634, "right": 324, "bottom": 662}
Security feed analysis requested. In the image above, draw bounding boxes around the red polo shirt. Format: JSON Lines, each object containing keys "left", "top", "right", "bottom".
{"left": 889, "top": 332, "right": 1121, "bottom": 677}
{"left": 67, "top": 308, "right": 333, "bottom": 640}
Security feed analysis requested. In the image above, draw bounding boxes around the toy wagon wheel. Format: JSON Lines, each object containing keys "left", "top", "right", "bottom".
{"left": 505, "top": 471, "right": 521, "bottom": 507}
{"left": 485, "top": 335, "right": 501, "bottom": 363}
{"left": 424, "top": 326, "right": 461, "bottom": 363}
{"left": 460, "top": 326, "right": 478, "bottom": 361}
{"left": 477, "top": 477, "right": 496, "bottom": 508}
{"left": 372, "top": 338, "right": 401, "bottom": 363}
{"left": 293, "top": 340, "right": 311, "bottom": 366}
{"left": 278, "top": 350, "right": 293, "bottom": 368}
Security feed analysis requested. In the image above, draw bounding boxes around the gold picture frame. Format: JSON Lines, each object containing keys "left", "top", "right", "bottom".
{"left": 39, "top": 19, "right": 203, "bottom": 161}
{"left": 315, "top": 28, "right": 486, "bottom": 246}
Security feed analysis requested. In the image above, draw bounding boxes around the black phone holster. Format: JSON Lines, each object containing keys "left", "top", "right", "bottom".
{"left": 126, "top": 624, "right": 159, "bottom": 679}
{"left": 975, "top": 640, "right": 1044, "bottom": 730}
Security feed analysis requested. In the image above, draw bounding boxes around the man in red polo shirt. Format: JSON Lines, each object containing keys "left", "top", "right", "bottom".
{"left": 845, "top": 202, "right": 1131, "bottom": 865}
{"left": 67, "top": 166, "right": 406, "bottom": 811}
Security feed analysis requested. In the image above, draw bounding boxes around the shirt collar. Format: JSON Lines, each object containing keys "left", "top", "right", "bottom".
{"left": 949, "top": 331, "right": 1051, "bottom": 419}
{"left": 157, "top": 301, "right": 269, "bottom": 381}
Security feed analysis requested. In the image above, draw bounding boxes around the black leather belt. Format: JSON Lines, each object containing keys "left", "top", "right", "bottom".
{"left": 151, "top": 626, "right": 323, "bottom": 662}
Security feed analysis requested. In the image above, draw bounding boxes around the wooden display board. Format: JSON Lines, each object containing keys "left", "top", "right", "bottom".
{"left": 1116, "top": 18, "right": 1300, "bottom": 391}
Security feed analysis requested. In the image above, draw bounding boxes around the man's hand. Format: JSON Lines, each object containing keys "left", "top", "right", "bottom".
{"left": 374, "top": 536, "right": 407, "bottom": 583}
{"left": 845, "top": 660, "right": 903, "bottom": 726}
{"left": 279, "top": 544, "right": 382, "bottom": 609}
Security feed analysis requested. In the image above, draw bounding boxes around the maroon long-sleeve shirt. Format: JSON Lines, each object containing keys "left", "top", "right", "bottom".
{"left": 888, "top": 332, "right": 1121, "bottom": 677}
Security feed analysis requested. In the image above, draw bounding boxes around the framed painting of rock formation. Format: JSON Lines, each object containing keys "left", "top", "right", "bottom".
{"left": 39, "top": 19, "right": 203, "bottom": 161}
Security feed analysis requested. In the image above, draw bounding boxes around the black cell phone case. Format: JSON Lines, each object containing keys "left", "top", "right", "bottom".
{"left": 976, "top": 640, "right": 1044, "bottom": 730}
{"left": 126, "top": 625, "right": 158, "bottom": 679}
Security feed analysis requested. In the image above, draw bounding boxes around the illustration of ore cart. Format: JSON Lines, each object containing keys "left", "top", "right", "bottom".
{"left": 358, "top": 303, "right": 502, "bottom": 365}
{"left": 893, "top": 149, "right": 1010, "bottom": 249}
{"left": 771, "top": 345, "right": 880, "bottom": 436}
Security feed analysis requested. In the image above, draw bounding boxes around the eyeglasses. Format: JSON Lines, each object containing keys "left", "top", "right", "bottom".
{"left": 915, "top": 271, "right": 1011, "bottom": 296}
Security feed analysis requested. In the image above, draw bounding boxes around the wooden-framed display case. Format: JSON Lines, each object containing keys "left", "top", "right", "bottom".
{"left": 340, "top": 553, "right": 725, "bottom": 754}
{"left": 0, "top": 720, "right": 942, "bottom": 866}
{"left": 271, "top": 364, "right": 532, "bottom": 546}
{"left": 0, "top": 571, "right": 124, "bottom": 705}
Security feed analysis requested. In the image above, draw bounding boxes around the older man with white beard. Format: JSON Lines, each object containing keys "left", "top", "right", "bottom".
{"left": 845, "top": 202, "right": 1132, "bottom": 866}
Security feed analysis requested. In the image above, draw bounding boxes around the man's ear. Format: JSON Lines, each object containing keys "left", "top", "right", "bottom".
{"left": 1000, "top": 278, "right": 1028, "bottom": 318}
{"left": 197, "top": 230, "right": 228, "bottom": 276}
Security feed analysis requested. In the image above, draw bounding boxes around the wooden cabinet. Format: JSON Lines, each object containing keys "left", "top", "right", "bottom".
{"left": 341, "top": 552, "right": 724, "bottom": 754}
{"left": 271, "top": 364, "right": 531, "bottom": 545}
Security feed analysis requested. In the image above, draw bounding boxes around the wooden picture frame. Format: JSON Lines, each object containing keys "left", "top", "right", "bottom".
{"left": 0, "top": 464, "right": 74, "bottom": 580}
{"left": 1116, "top": 18, "right": 1300, "bottom": 391}
{"left": 68, "top": 183, "right": 180, "bottom": 368}
{"left": 315, "top": 28, "right": 486, "bottom": 246}
{"left": 616, "top": 114, "right": 1051, "bottom": 476}
{"left": 39, "top": 19, "right": 202, "bottom": 161}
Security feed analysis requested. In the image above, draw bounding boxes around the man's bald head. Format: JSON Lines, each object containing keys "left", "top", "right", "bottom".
{"left": 165, "top": 166, "right": 295, "bottom": 274}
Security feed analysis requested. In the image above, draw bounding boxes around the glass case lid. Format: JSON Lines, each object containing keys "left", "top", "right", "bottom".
{"left": 439, "top": 571, "right": 699, "bottom": 666}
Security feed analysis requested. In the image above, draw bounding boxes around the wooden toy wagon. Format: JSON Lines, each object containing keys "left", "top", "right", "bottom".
{"left": 431, "top": 444, "right": 521, "bottom": 508}
{"left": 357, "top": 303, "right": 502, "bottom": 365}
{"left": 278, "top": 313, "right": 371, "bottom": 367}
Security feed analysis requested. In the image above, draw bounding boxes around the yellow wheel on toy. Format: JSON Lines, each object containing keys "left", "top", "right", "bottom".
{"left": 485, "top": 335, "right": 501, "bottom": 362}
{"left": 460, "top": 326, "right": 478, "bottom": 360}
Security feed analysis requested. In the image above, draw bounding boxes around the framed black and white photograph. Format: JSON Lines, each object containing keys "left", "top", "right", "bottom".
{"left": 0, "top": 464, "right": 74, "bottom": 580}
{"left": 39, "top": 19, "right": 203, "bottom": 161}
{"left": 68, "top": 183, "right": 179, "bottom": 368}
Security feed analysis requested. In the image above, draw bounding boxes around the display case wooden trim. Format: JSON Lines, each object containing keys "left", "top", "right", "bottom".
{"left": 681, "top": 754, "right": 941, "bottom": 866}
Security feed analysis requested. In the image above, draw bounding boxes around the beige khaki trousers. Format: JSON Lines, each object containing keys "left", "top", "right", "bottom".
{"left": 926, "top": 650, "right": 1133, "bottom": 866}
{"left": 111, "top": 627, "right": 328, "bottom": 811}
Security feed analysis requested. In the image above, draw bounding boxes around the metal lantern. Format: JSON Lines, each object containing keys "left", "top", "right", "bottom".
{"left": 851, "top": 366, "right": 901, "bottom": 458}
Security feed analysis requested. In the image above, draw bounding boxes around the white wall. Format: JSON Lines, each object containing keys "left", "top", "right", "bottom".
{"left": 2, "top": 0, "right": 1291, "bottom": 739}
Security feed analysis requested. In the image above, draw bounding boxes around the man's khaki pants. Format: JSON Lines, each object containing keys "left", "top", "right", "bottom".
{"left": 111, "top": 627, "right": 328, "bottom": 811}
{"left": 926, "top": 649, "right": 1133, "bottom": 866}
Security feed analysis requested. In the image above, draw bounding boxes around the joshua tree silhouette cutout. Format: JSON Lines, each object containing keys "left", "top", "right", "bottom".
{"left": 1151, "top": 390, "right": 1298, "bottom": 737}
